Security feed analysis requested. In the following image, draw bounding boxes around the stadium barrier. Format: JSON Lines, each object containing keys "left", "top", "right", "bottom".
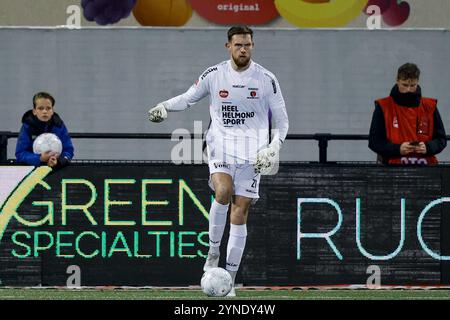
{"left": 1, "top": 163, "right": 450, "bottom": 287}
{"left": 1, "top": 131, "right": 374, "bottom": 164}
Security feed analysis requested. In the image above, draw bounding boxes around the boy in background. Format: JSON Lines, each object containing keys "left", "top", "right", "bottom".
{"left": 16, "top": 92, "right": 74, "bottom": 168}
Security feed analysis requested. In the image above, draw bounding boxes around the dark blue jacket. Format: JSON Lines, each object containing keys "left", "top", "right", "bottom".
{"left": 15, "top": 110, "right": 74, "bottom": 167}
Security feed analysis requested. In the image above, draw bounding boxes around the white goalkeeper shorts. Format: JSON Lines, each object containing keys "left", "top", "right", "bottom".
{"left": 207, "top": 160, "right": 261, "bottom": 201}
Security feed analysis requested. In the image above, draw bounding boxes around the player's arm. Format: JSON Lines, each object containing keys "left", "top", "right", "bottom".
{"left": 268, "top": 86, "right": 289, "bottom": 151}
{"left": 255, "top": 74, "right": 289, "bottom": 174}
{"left": 15, "top": 124, "right": 41, "bottom": 166}
{"left": 265, "top": 73, "right": 289, "bottom": 147}
{"left": 47, "top": 125, "right": 73, "bottom": 169}
{"left": 148, "top": 70, "right": 211, "bottom": 123}
{"left": 424, "top": 107, "right": 447, "bottom": 156}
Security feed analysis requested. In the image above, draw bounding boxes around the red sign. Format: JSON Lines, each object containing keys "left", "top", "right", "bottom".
{"left": 188, "top": 0, "right": 279, "bottom": 25}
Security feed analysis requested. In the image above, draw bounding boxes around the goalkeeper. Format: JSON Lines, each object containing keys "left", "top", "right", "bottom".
{"left": 148, "top": 25, "right": 289, "bottom": 297}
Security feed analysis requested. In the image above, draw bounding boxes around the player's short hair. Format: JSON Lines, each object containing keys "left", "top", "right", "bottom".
{"left": 397, "top": 63, "right": 420, "bottom": 80}
{"left": 227, "top": 25, "right": 253, "bottom": 42}
{"left": 33, "top": 92, "right": 55, "bottom": 108}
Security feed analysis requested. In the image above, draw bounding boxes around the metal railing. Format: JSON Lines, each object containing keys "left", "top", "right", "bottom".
{"left": 2, "top": 131, "right": 448, "bottom": 164}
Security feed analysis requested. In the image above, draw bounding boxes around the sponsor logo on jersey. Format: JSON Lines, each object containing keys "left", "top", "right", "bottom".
{"left": 226, "top": 262, "right": 239, "bottom": 268}
{"left": 393, "top": 116, "right": 398, "bottom": 128}
{"left": 232, "top": 84, "right": 245, "bottom": 88}
{"left": 213, "top": 162, "right": 230, "bottom": 169}
{"left": 219, "top": 90, "right": 229, "bottom": 98}
{"left": 247, "top": 90, "right": 259, "bottom": 99}
{"left": 200, "top": 67, "right": 218, "bottom": 80}
{"left": 221, "top": 105, "right": 255, "bottom": 126}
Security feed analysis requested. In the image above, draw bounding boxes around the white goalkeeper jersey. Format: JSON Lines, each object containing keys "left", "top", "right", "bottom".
{"left": 164, "top": 60, "right": 289, "bottom": 163}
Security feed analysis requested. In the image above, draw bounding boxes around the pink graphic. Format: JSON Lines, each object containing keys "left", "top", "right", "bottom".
{"left": 364, "top": 0, "right": 410, "bottom": 27}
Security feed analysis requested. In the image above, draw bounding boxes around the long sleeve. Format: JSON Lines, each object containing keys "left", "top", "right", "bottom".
{"left": 425, "top": 107, "right": 447, "bottom": 156}
{"left": 15, "top": 124, "right": 41, "bottom": 166}
{"left": 58, "top": 124, "right": 75, "bottom": 162}
{"left": 266, "top": 73, "right": 289, "bottom": 144}
{"left": 368, "top": 102, "right": 401, "bottom": 157}
{"left": 163, "top": 68, "right": 212, "bottom": 112}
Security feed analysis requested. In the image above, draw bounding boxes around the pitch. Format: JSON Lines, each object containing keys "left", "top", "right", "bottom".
{"left": 0, "top": 288, "right": 450, "bottom": 300}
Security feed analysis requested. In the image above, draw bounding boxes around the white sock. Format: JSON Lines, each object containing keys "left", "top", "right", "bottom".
{"left": 228, "top": 270, "right": 237, "bottom": 286}
{"left": 208, "top": 200, "right": 229, "bottom": 256}
{"left": 226, "top": 224, "right": 247, "bottom": 274}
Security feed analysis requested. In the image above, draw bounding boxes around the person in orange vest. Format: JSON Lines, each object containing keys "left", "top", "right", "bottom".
{"left": 369, "top": 63, "right": 446, "bottom": 165}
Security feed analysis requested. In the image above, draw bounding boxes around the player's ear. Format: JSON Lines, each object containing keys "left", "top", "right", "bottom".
{"left": 225, "top": 42, "right": 231, "bottom": 49}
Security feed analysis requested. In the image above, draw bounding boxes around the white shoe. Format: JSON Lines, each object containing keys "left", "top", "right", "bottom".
{"left": 226, "top": 287, "right": 236, "bottom": 297}
{"left": 203, "top": 252, "right": 220, "bottom": 272}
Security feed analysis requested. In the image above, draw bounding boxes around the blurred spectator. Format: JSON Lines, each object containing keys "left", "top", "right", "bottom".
{"left": 369, "top": 63, "right": 446, "bottom": 165}
{"left": 15, "top": 92, "right": 74, "bottom": 168}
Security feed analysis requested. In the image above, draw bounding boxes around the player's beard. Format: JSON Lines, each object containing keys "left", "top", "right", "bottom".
{"left": 232, "top": 54, "right": 251, "bottom": 69}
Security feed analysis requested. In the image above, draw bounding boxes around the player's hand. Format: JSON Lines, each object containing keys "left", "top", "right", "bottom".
{"left": 254, "top": 150, "right": 271, "bottom": 174}
{"left": 255, "top": 140, "right": 281, "bottom": 175}
{"left": 47, "top": 155, "right": 58, "bottom": 167}
{"left": 148, "top": 103, "right": 168, "bottom": 123}
{"left": 400, "top": 142, "right": 416, "bottom": 155}
{"left": 40, "top": 151, "right": 53, "bottom": 163}
{"left": 414, "top": 142, "right": 427, "bottom": 154}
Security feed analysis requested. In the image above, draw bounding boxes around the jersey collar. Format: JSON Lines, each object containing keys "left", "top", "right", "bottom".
{"left": 228, "top": 59, "right": 255, "bottom": 76}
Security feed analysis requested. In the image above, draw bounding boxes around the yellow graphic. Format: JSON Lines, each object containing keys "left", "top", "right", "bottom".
{"left": 0, "top": 166, "right": 52, "bottom": 242}
{"left": 275, "top": 0, "right": 368, "bottom": 27}
{"left": 132, "top": 0, "right": 193, "bottom": 26}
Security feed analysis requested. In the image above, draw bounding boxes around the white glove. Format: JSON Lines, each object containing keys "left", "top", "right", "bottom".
{"left": 255, "top": 140, "right": 282, "bottom": 175}
{"left": 148, "top": 103, "right": 168, "bottom": 123}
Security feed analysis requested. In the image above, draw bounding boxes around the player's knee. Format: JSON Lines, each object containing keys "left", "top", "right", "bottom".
{"left": 231, "top": 205, "right": 248, "bottom": 218}
{"left": 214, "top": 186, "right": 232, "bottom": 204}
{"left": 230, "top": 209, "right": 248, "bottom": 224}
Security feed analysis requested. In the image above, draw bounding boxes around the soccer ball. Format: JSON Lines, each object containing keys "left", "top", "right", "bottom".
{"left": 32, "top": 133, "right": 63, "bottom": 155}
{"left": 200, "top": 267, "right": 232, "bottom": 297}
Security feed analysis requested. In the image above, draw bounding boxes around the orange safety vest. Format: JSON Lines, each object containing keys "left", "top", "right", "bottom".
{"left": 377, "top": 96, "right": 438, "bottom": 165}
